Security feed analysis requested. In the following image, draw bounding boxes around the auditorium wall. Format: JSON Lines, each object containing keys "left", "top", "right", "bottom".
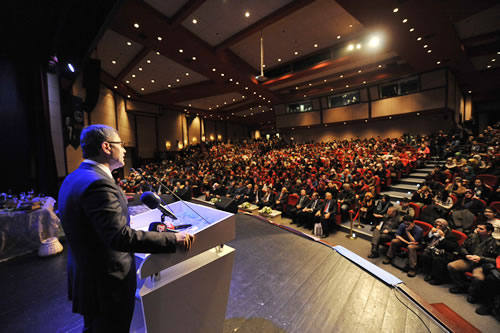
{"left": 282, "top": 111, "right": 454, "bottom": 143}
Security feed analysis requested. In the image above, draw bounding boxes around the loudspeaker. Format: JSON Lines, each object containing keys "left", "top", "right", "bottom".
{"left": 82, "top": 59, "right": 101, "bottom": 113}
{"left": 214, "top": 197, "right": 238, "bottom": 214}
{"left": 175, "top": 188, "right": 192, "bottom": 201}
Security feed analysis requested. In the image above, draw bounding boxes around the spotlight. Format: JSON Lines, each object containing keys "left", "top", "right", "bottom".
{"left": 67, "top": 63, "right": 75, "bottom": 73}
{"left": 347, "top": 44, "right": 354, "bottom": 51}
{"left": 368, "top": 36, "right": 380, "bottom": 47}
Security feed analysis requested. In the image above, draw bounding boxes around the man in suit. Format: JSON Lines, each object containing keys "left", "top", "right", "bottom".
{"left": 298, "top": 192, "right": 321, "bottom": 229}
{"left": 289, "top": 189, "right": 310, "bottom": 225}
{"left": 58, "top": 125, "right": 194, "bottom": 332}
{"left": 314, "top": 191, "right": 337, "bottom": 237}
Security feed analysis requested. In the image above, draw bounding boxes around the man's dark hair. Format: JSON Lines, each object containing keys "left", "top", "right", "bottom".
{"left": 80, "top": 124, "right": 118, "bottom": 158}
{"left": 477, "top": 222, "right": 494, "bottom": 233}
{"left": 402, "top": 215, "right": 414, "bottom": 223}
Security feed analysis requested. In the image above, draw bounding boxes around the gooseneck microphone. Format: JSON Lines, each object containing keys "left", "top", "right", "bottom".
{"left": 135, "top": 168, "right": 211, "bottom": 225}
{"left": 140, "top": 191, "right": 178, "bottom": 220}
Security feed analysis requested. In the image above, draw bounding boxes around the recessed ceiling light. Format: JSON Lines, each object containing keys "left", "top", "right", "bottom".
{"left": 229, "top": 78, "right": 233, "bottom": 81}
{"left": 242, "top": 95, "right": 245, "bottom": 98}
{"left": 185, "top": 72, "right": 189, "bottom": 76}
{"left": 324, "top": 79, "right": 327, "bottom": 82}
{"left": 220, "top": 73, "right": 224, "bottom": 77}
{"left": 245, "top": 87, "right": 248, "bottom": 90}
{"left": 209, "top": 107, "right": 212, "bottom": 110}
{"left": 127, "top": 95, "right": 131, "bottom": 98}
{"left": 179, "top": 49, "right": 183, "bottom": 53}
{"left": 192, "top": 18, "right": 197, "bottom": 24}
{"left": 294, "top": 51, "right": 299, "bottom": 55}
{"left": 487, "top": 65, "right": 491, "bottom": 68}
{"left": 127, "top": 41, "right": 132, "bottom": 46}
{"left": 393, "top": 8, "right": 399, "bottom": 13}
{"left": 157, "top": 37, "right": 162, "bottom": 41}
{"left": 389, "top": 116, "right": 392, "bottom": 119}
{"left": 138, "top": 67, "right": 143, "bottom": 71}
{"left": 436, "top": 61, "right": 441, "bottom": 65}
{"left": 113, "top": 85, "right": 117, "bottom": 89}
{"left": 368, "top": 36, "right": 380, "bottom": 47}
{"left": 224, "top": 102, "right": 227, "bottom": 105}
{"left": 146, "top": 59, "right": 151, "bottom": 63}
{"left": 356, "top": 43, "right": 362, "bottom": 49}
{"left": 427, "top": 49, "right": 432, "bottom": 53}
{"left": 331, "top": 88, "right": 334, "bottom": 91}
{"left": 363, "top": 81, "right": 366, "bottom": 84}
{"left": 492, "top": 59, "right": 496, "bottom": 62}
{"left": 141, "top": 87, "right": 144, "bottom": 91}
{"left": 132, "top": 74, "right": 136, "bottom": 78}
{"left": 365, "top": 119, "right": 368, "bottom": 122}
{"left": 188, "top": 104, "right": 192, "bottom": 107}
{"left": 236, "top": 82, "right": 239, "bottom": 85}
{"left": 262, "top": 64, "right": 266, "bottom": 68}
{"left": 346, "top": 84, "right": 349, "bottom": 87}
{"left": 409, "top": 28, "right": 414, "bottom": 32}
{"left": 349, "top": 24, "right": 353, "bottom": 28}
{"left": 309, "top": 83, "right": 312, "bottom": 86}
{"left": 417, "top": 113, "right": 420, "bottom": 116}
{"left": 340, "top": 74, "right": 344, "bottom": 78}
{"left": 245, "top": 11, "right": 250, "bottom": 17}
{"left": 176, "top": 79, "right": 180, "bottom": 82}
{"left": 212, "top": 68, "right": 217, "bottom": 72}
{"left": 295, "top": 86, "right": 299, "bottom": 90}
{"left": 423, "top": 44, "right": 428, "bottom": 48}
{"left": 192, "top": 56, "right": 196, "bottom": 61}
{"left": 417, "top": 37, "right": 422, "bottom": 41}
{"left": 304, "top": 95, "right": 307, "bottom": 97}
{"left": 347, "top": 44, "right": 354, "bottom": 51}
{"left": 111, "top": 60, "right": 116, "bottom": 64}
{"left": 358, "top": 70, "right": 362, "bottom": 73}
{"left": 402, "top": 18, "right": 408, "bottom": 23}
{"left": 253, "top": 92, "right": 256, "bottom": 94}
{"left": 337, "top": 35, "right": 341, "bottom": 39}
{"left": 156, "top": 51, "right": 160, "bottom": 55}
{"left": 314, "top": 43, "right": 318, "bottom": 48}
{"left": 344, "top": 122, "right": 347, "bottom": 124}
{"left": 497, "top": 51, "right": 500, "bottom": 55}
{"left": 278, "top": 58, "right": 282, "bottom": 62}
{"left": 133, "top": 23, "right": 139, "bottom": 28}
{"left": 167, "top": 84, "right": 171, "bottom": 88}
{"left": 125, "top": 80, "right": 130, "bottom": 84}
{"left": 378, "top": 64, "right": 382, "bottom": 68}
{"left": 151, "top": 79, "right": 155, "bottom": 83}
{"left": 468, "top": 90, "right": 472, "bottom": 93}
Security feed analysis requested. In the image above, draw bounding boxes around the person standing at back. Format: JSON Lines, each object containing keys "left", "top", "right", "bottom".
{"left": 58, "top": 124, "right": 194, "bottom": 332}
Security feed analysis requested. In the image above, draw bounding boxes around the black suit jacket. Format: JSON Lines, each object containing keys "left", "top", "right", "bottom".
{"left": 58, "top": 162, "right": 177, "bottom": 316}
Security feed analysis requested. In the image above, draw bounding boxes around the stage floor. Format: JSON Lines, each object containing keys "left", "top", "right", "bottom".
{"left": 0, "top": 212, "right": 451, "bottom": 332}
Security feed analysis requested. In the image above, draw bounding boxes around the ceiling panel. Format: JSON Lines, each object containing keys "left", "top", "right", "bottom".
{"left": 176, "top": 91, "right": 248, "bottom": 110}
{"left": 182, "top": 0, "right": 294, "bottom": 46}
{"left": 97, "top": 29, "right": 144, "bottom": 78}
{"left": 455, "top": 4, "right": 500, "bottom": 41}
{"left": 470, "top": 54, "right": 499, "bottom": 71}
{"left": 230, "top": 0, "right": 362, "bottom": 71}
{"left": 125, "top": 51, "right": 208, "bottom": 94}
{"left": 234, "top": 105, "right": 272, "bottom": 117}
{"left": 145, "top": 0, "right": 188, "bottom": 18}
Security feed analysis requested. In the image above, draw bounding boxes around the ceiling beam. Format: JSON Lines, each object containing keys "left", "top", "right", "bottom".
{"left": 215, "top": 0, "right": 315, "bottom": 51}
{"left": 170, "top": 0, "right": 207, "bottom": 27}
{"left": 115, "top": 46, "right": 150, "bottom": 82}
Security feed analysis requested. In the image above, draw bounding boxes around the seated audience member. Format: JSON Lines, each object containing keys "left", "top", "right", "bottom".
{"left": 472, "top": 178, "right": 491, "bottom": 203}
{"left": 298, "top": 192, "right": 321, "bottom": 228}
{"left": 314, "top": 192, "right": 337, "bottom": 238}
{"left": 483, "top": 207, "right": 500, "bottom": 244}
{"left": 205, "top": 182, "right": 225, "bottom": 201}
{"left": 420, "top": 218, "right": 459, "bottom": 285}
{"left": 422, "top": 190, "right": 454, "bottom": 222}
{"left": 340, "top": 169, "right": 353, "bottom": 184}
{"left": 241, "top": 183, "right": 255, "bottom": 204}
{"left": 447, "top": 223, "right": 498, "bottom": 295}
{"left": 372, "top": 194, "right": 392, "bottom": 229}
{"left": 473, "top": 259, "right": 500, "bottom": 317}
{"left": 233, "top": 182, "right": 246, "bottom": 203}
{"left": 411, "top": 185, "right": 433, "bottom": 207}
{"left": 445, "top": 176, "right": 467, "bottom": 197}
{"left": 450, "top": 189, "right": 485, "bottom": 230}
{"left": 326, "top": 182, "right": 339, "bottom": 201}
{"left": 396, "top": 197, "right": 415, "bottom": 218}
{"left": 225, "top": 180, "right": 237, "bottom": 198}
{"left": 368, "top": 207, "right": 400, "bottom": 258}
{"left": 289, "top": 189, "right": 310, "bottom": 225}
{"left": 338, "top": 183, "right": 356, "bottom": 222}
{"left": 383, "top": 215, "right": 423, "bottom": 277}
{"left": 273, "top": 187, "right": 289, "bottom": 211}
{"left": 257, "top": 187, "right": 275, "bottom": 209}
{"left": 359, "top": 192, "right": 376, "bottom": 225}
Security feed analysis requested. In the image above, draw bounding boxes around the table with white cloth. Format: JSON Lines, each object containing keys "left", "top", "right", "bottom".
{"left": 0, "top": 197, "right": 62, "bottom": 261}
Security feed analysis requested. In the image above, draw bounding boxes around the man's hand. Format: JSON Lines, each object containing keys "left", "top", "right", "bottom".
{"left": 466, "top": 254, "right": 481, "bottom": 263}
{"left": 175, "top": 231, "right": 194, "bottom": 251}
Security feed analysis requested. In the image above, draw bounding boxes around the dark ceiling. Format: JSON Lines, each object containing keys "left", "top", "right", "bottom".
{"left": 6, "top": 0, "right": 500, "bottom": 127}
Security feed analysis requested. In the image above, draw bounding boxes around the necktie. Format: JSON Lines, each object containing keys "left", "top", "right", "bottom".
{"left": 324, "top": 201, "right": 329, "bottom": 213}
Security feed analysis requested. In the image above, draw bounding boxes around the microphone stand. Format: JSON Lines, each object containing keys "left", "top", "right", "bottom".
{"left": 134, "top": 168, "right": 212, "bottom": 225}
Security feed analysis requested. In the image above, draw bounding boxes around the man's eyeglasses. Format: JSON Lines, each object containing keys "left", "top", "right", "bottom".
{"left": 107, "top": 141, "right": 125, "bottom": 147}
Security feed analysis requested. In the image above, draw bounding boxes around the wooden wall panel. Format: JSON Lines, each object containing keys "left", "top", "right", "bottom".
{"left": 371, "top": 88, "right": 445, "bottom": 117}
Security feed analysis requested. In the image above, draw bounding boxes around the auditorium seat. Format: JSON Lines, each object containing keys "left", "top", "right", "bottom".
{"left": 409, "top": 202, "right": 421, "bottom": 219}
{"left": 476, "top": 174, "right": 498, "bottom": 188}
{"left": 451, "top": 230, "right": 467, "bottom": 247}
{"left": 490, "top": 201, "right": 500, "bottom": 214}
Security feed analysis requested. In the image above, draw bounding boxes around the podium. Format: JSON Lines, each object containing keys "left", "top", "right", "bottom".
{"left": 131, "top": 201, "right": 236, "bottom": 333}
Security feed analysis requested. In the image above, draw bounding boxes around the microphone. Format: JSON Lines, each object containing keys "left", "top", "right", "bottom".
{"left": 141, "top": 191, "right": 178, "bottom": 220}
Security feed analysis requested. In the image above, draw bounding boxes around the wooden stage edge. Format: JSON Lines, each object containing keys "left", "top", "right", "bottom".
{"left": 253, "top": 210, "right": 480, "bottom": 333}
